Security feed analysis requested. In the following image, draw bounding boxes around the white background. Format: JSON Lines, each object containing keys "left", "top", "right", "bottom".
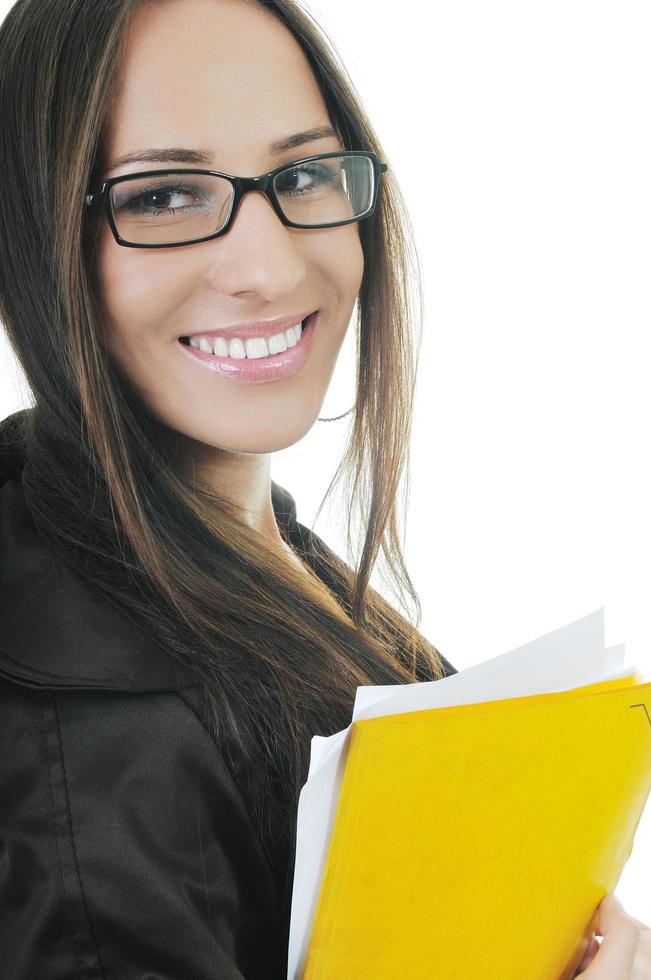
{"left": 2, "top": 0, "right": 650, "bottom": 925}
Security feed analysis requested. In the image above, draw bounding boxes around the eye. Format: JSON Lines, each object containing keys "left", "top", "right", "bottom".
{"left": 274, "top": 162, "right": 339, "bottom": 197}
{"left": 112, "top": 181, "right": 209, "bottom": 216}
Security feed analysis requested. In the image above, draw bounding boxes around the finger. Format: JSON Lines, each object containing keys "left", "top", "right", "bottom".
{"left": 628, "top": 915, "right": 650, "bottom": 932}
{"left": 574, "top": 935, "right": 601, "bottom": 973}
{"left": 583, "top": 893, "right": 641, "bottom": 978}
{"left": 634, "top": 930, "right": 651, "bottom": 975}
{"left": 596, "top": 895, "right": 649, "bottom": 934}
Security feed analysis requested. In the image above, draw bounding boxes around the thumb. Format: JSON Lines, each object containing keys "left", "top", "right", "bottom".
{"left": 579, "top": 893, "right": 639, "bottom": 978}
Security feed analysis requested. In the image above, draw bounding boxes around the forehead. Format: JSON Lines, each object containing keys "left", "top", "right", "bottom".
{"left": 105, "top": 0, "right": 330, "bottom": 166}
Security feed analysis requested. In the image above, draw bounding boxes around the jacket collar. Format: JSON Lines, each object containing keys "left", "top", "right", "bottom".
{"left": 0, "top": 409, "right": 302, "bottom": 692}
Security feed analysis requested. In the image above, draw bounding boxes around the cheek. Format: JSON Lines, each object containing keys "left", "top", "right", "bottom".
{"left": 317, "top": 224, "right": 365, "bottom": 306}
{"left": 94, "top": 227, "right": 181, "bottom": 353}
{"left": 343, "top": 224, "right": 365, "bottom": 287}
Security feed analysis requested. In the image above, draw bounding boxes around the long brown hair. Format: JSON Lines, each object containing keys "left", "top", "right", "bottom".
{"left": 0, "top": 0, "right": 447, "bottom": 920}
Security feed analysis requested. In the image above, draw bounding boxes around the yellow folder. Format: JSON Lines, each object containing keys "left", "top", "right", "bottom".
{"left": 302, "top": 673, "right": 651, "bottom": 979}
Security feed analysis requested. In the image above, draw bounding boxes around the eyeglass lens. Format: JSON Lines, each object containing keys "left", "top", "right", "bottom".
{"left": 108, "top": 153, "right": 376, "bottom": 245}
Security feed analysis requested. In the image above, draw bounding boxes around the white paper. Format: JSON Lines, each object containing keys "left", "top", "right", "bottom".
{"left": 286, "top": 606, "right": 642, "bottom": 979}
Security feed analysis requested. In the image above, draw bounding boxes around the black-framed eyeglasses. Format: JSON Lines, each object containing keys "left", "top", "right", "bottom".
{"left": 84, "top": 150, "right": 388, "bottom": 249}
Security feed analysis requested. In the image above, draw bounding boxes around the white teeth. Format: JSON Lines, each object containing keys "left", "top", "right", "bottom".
{"left": 228, "top": 337, "right": 246, "bottom": 359}
{"left": 188, "top": 322, "right": 304, "bottom": 358}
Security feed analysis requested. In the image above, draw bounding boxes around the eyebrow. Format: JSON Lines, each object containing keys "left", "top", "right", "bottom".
{"left": 103, "top": 125, "right": 340, "bottom": 173}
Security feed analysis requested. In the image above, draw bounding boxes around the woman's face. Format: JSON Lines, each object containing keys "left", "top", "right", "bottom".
{"left": 94, "top": 0, "right": 364, "bottom": 465}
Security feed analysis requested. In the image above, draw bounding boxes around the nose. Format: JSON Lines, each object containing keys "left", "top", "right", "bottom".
{"left": 206, "top": 188, "right": 307, "bottom": 299}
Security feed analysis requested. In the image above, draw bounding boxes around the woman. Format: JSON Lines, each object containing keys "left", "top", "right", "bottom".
{"left": 0, "top": 0, "right": 647, "bottom": 977}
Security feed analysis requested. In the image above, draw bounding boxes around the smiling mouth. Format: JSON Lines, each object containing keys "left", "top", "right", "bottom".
{"left": 178, "top": 313, "right": 314, "bottom": 360}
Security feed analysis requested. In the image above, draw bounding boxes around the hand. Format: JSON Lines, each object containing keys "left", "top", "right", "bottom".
{"left": 572, "top": 892, "right": 651, "bottom": 978}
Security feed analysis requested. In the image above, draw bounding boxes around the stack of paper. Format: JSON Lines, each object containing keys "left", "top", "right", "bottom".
{"left": 287, "top": 607, "right": 651, "bottom": 979}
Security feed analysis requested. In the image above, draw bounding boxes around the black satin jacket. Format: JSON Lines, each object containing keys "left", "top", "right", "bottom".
{"left": 0, "top": 411, "right": 456, "bottom": 980}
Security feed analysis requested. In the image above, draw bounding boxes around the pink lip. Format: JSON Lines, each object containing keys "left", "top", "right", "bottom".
{"left": 178, "top": 310, "right": 319, "bottom": 384}
{"left": 181, "top": 310, "right": 315, "bottom": 342}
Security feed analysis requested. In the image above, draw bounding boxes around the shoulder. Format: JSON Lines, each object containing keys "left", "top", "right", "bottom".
{"left": 0, "top": 472, "right": 198, "bottom": 691}
{"left": 0, "top": 677, "right": 286, "bottom": 979}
